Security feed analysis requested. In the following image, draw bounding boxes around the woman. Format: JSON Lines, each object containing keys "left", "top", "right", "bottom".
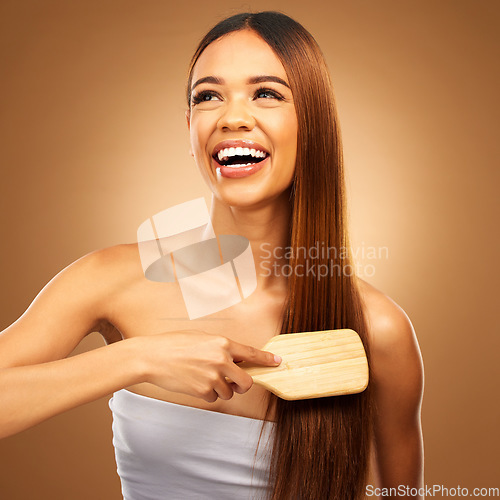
{"left": 0, "top": 11, "right": 424, "bottom": 500}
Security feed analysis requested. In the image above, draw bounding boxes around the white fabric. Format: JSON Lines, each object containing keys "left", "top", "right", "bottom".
{"left": 109, "top": 389, "right": 276, "bottom": 500}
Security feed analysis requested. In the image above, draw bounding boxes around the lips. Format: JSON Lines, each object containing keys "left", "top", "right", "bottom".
{"left": 211, "top": 139, "right": 271, "bottom": 179}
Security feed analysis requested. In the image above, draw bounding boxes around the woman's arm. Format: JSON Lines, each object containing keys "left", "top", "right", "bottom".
{"left": 0, "top": 335, "right": 145, "bottom": 438}
{"left": 0, "top": 245, "right": 280, "bottom": 438}
{"left": 362, "top": 282, "right": 425, "bottom": 498}
{"left": 0, "top": 248, "right": 147, "bottom": 437}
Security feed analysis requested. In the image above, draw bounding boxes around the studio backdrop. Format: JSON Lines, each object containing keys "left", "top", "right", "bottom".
{"left": 0, "top": 0, "right": 498, "bottom": 498}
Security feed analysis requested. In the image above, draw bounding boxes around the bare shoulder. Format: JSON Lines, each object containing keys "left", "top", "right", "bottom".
{"left": 68, "top": 242, "right": 146, "bottom": 324}
{"left": 19, "top": 242, "right": 144, "bottom": 320}
{"left": 41, "top": 242, "right": 145, "bottom": 315}
{"left": 0, "top": 243, "right": 145, "bottom": 368}
{"left": 356, "top": 278, "right": 424, "bottom": 412}
{"left": 357, "top": 278, "right": 420, "bottom": 357}
{"left": 80, "top": 242, "right": 143, "bottom": 285}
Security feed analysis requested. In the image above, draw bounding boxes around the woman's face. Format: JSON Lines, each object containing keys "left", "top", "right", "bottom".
{"left": 187, "top": 29, "right": 298, "bottom": 209}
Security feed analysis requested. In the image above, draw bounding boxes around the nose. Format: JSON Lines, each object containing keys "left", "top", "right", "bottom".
{"left": 217, "top": 99, "right": 256, "bottom": 131}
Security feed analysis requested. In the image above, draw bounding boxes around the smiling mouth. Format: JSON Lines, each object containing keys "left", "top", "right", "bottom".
{"left": 213, "top": 147, "right": 270, "bottom": 168}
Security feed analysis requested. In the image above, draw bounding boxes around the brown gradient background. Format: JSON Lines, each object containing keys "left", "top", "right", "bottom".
{"left": 0, "top": 0, "right": 498, "bottom": 498}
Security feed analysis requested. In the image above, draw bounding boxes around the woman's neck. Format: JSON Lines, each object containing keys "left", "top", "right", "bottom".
{"left": 206, "top": 192, "right": 291, "bottom": 291}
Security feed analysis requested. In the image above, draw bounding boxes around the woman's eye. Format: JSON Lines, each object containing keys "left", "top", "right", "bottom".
{"left": 191, "top": 91, "right": 220, "bottom": 105}
{"left": 255, "top": 88, "right": 284, "bottom": 100}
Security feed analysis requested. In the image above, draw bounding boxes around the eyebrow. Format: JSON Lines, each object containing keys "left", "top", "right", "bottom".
{"left": 191, "top": 75, "right": 291, "bottom": 92}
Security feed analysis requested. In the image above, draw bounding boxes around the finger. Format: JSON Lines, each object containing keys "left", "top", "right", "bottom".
{"left": 213, "top": 376, "right": 235, "bottom": 401}
{"left": 224, "top": 361, "right": 255, "bottom": 395}
{"left": 228, "top": 381, "right": 242, "bottom": 394}
{"left": 202, "top": 388, "right": 219, "bottom": 403}
{"left": 229, "top": 341, "right": 282, "bottom": 366}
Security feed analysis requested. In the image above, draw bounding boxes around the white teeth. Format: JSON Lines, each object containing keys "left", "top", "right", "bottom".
{"left": 216, "top": 145, "right": 268, "bottom": 162}
{"left": 226, "top": 163, "right": 253, "bottom": 168}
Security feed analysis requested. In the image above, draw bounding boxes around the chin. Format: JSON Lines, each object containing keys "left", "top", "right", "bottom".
{"left": 213, "top": 183, "right": 292, "bottom": 211}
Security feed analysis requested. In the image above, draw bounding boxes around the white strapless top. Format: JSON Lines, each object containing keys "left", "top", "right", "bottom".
{"left": 108, "top": 389, "right": 276, "bottom": 500}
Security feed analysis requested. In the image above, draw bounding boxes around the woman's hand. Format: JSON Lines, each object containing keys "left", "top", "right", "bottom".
{"left": 137, "top": 331, "right": 281, "bottom": 402}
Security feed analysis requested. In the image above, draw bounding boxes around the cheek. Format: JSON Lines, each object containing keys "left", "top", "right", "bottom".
{"left": 189, "top": 116, "right": 209, "bottom": 156}
{"left": 265, "top": 113, "right": 297, "bottom": 189}
{"left": 278, "top": 114, "right": 298, "bottom": 161}
{"left": 260, "top": 110, "right": 297, "bottom": 148}
{"left": 276, "top": 110, "right": 297, "bottom": 144}
{"left": 282, "top": 117, "right": 298, "bottom": 182}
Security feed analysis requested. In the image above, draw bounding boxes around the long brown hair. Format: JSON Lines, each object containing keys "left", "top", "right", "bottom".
{"left": 186, "top": 11, "right": 372, "bottom": 500}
